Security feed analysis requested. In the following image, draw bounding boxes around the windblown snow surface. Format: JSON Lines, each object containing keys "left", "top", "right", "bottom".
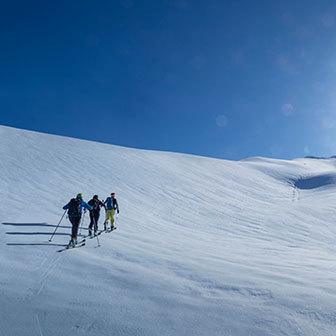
{"left": 1, "top": 125, "right": 336, "bottom": 336}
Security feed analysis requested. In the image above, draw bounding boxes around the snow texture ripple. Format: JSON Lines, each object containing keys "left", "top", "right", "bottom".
{"left": 1, "top": 125, "right": 336, "bottom": 335}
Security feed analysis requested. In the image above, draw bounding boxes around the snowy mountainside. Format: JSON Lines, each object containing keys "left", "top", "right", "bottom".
{"left": 1, "top": 125, "right": 336, "bottom": 336}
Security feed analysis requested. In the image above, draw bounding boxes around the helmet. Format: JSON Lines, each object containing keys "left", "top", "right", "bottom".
{"left": 77, "top": 193, "right": 83, "bottom": 199}
{"left": 93, "top": 195, "right": 98, "bottom": 199}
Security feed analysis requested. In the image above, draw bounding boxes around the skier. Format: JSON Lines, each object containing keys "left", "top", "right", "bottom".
{"left": 87, "top": 195, "right": 105, "bottom": 236}
{"left": 63, "top": 193, "right": 93, "bottom": 246}
{"left": 104, "top": 192, "right": 119, "bottom": 231}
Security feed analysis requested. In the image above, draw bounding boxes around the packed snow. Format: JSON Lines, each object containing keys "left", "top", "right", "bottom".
{"left": 1, "top": 125, "right": 336, "bottom": 336}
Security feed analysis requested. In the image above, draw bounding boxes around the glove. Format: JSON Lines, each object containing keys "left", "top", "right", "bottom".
{"left": 117, "top": 210, "right": 120, "bottom": 214}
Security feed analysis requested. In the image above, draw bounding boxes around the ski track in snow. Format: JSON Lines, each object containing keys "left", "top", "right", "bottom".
{"left": 292, "top": 184, "right": 300, "bottom": 202}
{"left": 35, "top": 253, "right": 62, "bottom": 296}
{"left": 2, "top": 125, "right": 336, "bottom": 335}
{"left": 36, "top": 314, "right": 44, "bottom": 336}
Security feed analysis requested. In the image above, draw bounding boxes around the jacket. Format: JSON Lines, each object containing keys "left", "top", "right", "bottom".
{"left": 88, "top": 199, "right": 105, "bottom": 214}
{"left": 63, "top": 198, "right": 93, "bottom": 217}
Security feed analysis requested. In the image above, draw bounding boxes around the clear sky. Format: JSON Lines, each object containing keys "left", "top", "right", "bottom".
{"left": 1, "top": 0, "right": 336, "bottom": 160}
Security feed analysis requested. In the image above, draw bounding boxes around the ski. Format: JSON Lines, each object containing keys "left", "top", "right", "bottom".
{"left": 106, "top": 227, "right": 117, "bottom": 233}
{"left": 88, "top": 230, "right": 104, "bottom": 239}
{"left": 57, "top": 242, "right": 85, "bottom": 253}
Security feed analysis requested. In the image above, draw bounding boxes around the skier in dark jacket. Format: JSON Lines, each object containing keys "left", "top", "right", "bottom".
{"left": 63, "top": 193, "right": 93, "bottom": 245}
{"left": 104, "top": 193, "right": 119, "bottom": 230}
{"left": 87, "top": 195, "right": 105, "bottom": 236}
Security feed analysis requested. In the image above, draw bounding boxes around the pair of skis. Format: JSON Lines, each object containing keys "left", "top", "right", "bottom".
{"left": 58, "top": 227, "right": 117, "bottom": 252}
{"left": 87, "top": 226, "right": 117, "bottom": 238}
{"left": 88, "top": 226, "right": 117, "bottom": 237}
{"left": 88, "top": 230, "right": 104, "bottom": 239}
{"left": 57, "top": 238, "right": 86, "bottom": 253}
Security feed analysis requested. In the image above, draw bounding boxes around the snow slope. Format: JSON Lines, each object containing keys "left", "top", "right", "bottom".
{"left": 1, "top": 125, "right": 336, "bottom": 336}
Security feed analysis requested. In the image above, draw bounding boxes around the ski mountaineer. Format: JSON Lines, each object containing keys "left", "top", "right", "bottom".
{"left": 63, "top": 193, "right": 93, "bottom": 246}
{"left": 104, "top": 193, "right": 119, "bottom": 231}
{"left": 87, "top": 195, "right": 105, "bottom": 236}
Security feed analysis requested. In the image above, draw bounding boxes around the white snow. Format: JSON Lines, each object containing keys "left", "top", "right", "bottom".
{"left": 1, "top": 124, "right": 336, "bottom": 335}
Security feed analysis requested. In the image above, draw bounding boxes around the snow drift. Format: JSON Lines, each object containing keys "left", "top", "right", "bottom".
{"left": 1, "top": 125, "right": 336, "bottom": 336}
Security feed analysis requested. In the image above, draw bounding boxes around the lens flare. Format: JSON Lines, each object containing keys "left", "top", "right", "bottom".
{"left": 304, "top": 146, "right": 310, "bottom": 154}
{"left": 281, "top": 104, "right": 294, "bottom": 116}
{"left": 322, "top": 14, "right": 335, "bottom": 27}
{"left": 321, "top": 118, "right": 335, "bottom": 129}
{"left": 216, "top": 115, "right": 228, "bottom": 128}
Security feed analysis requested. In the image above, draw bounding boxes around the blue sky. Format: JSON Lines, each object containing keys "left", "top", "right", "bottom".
{"left": 1, "top": 0, "right": 336, "bottom": 160}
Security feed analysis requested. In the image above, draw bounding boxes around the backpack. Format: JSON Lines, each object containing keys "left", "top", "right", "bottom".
{"left": 68, "top": 198, "right": 81, "bottom": 216}
{"left": 106, "top": 197, "right": 113, "bottom": 209}
{"left": 106, "top": 197, "right": 117, "bottom": 210}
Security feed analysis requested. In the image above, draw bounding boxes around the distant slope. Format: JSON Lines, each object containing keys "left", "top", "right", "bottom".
{"left": 1, "top": 125, "right": 336, "bottom": 336}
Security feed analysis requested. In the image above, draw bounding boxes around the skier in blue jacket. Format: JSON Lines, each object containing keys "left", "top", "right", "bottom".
{"left": 104, "top": 193, "right": 119, "bottom": 231}
{"left": 63, "top": 193, "right": 93, "bottom": 245}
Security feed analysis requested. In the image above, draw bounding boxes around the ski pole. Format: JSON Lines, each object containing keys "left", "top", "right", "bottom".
{"left": 79, "top": 211, "right": 85, "bottom": 237}
{"left": 96, "top": 231, "right": 100, "bottom": 247}
{"left": 94, "top": 216, "right": 100, "bottom": 247}
{"left": 49, "top": 210, "right": 66, "bottom": 242}
{"left": 115, "top": 213, "right": 119, "bottom": 228}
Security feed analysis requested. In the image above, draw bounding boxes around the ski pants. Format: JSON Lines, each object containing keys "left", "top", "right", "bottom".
{"left": 89, "top": 211, "right": 99, "bottom": 231}
{"left": 69, "top": 216, "right": 81, "bottom": 239}
{"left": 105, "top": 209, "right": 115, "bottom": 228}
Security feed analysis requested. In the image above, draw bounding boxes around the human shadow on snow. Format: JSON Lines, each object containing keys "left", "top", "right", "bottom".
{"left": 5, "top": 232, "right": 70, "bottom": 236}
{"left": 2, "top": 222, "right": 86, "bottom": 249}
{"left": 2, "top": 222, "right": 89, "bottom": 235}
{"left": 2, "top": 222, "right": 71, "bottom": 229}
{"left": 6, "top": 243, "right": 67, "bottom": 247}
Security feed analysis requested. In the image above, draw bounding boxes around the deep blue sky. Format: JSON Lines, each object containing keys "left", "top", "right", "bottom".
{"left": 1, "top": 0, "right": 336, "bottom": 160}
